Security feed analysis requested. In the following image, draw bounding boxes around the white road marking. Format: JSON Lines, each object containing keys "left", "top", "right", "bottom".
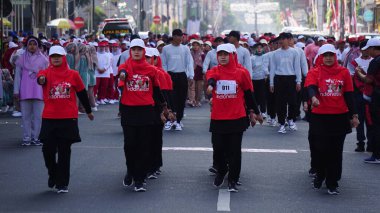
{"left": 162, "top": 147, "right": 298, "bottom": 153}
{"left": 217, "top": 189, "right": 230, "bottom": 212}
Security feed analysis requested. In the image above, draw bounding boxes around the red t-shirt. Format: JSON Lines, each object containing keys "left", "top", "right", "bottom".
{"left": 206, "top": 67, "right": 253, "bottom": 120}
{"left": 119, "top": 64, "right": 160, "bottom": 106}
{"left": 38, "top": 69, "right": 85, "bottom": 119}
{"left": 305, "top": 66, "right": 353, "bottom": 114}
{"left": 156, "top": 68, "right": 172, "bottom": 91}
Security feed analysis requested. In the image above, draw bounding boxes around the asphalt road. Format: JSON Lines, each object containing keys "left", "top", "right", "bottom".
{"left": 0, "top": 104, "right": 379, "bottom": 213}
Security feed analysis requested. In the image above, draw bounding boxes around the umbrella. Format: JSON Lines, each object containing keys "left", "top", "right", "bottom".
{"left": 47, "top": 18, "right": 77, "bottom": 29}
{"left": 1, "top": 18, "right": 12, "bottom": 27}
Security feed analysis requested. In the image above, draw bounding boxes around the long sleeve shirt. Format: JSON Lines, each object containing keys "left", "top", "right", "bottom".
{"left": 202, "top": 49, "right": 218, "bottom": 74}
{"left": 118, "top": 50, "right": 130, "bottom": 66}
{"left": 269, "top": 47, "right": 302, "bottom": 86}
{"left": 161, "top": 44, "right": 194, "bottom": 79}
{"left": 295, "top": 47, "right": 309, "bottom": 77}
{"left": 251, "top": 54, "right": 269, "bottom": 80}
{"left": 236, "top": 46, "right": 253, "bottom": 78}
{"left": 96, "top": 52, "right": 112, "bottom": 78}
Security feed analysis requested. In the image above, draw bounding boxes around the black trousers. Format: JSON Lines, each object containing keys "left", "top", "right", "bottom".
{"left": 274, "top": 75, "right": 297, "bottom": 125}
{"left": 308, "top": 134, "right": 316, "bottom": 170}
{"left": 309, "top": 133, "right": 346, "bottom": 188}
{"left": 148, "top": 124, "right": 164, "bottom": 173}
{"left": 212, "top": 132, "right": 243, "bottom": 183}
{"left": 168, "top": 72, "right": 188, "bottom": 122}
{"left": 354, "top": 91, "right": 369, "bottom": 144}
{"left": 265, "top": 79, "right": 276, "bottom": 119}
{"left": 295, "top": 77, "right": 305, "bottom": 119}
{"left": 252, "top": 79, "right": 267, "bottom": 113}
{"left": 371, "top": 123, "right": 380, "bottom": 159}
{"left": 42, "top": 139, "right": 72, "bottom": 188}
{"left": 122, "top": 125, "right": 152, "bottom": 183}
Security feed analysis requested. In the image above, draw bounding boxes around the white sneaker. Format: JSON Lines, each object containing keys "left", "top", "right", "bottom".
{"left": 180, "top": 121, "right": 184, "bottom": 128}
{"left": 113, "top": 99, "right": 119, "bottom": 103}
{"left": 104, "top": 99, "right": 110, "bottom": 103}
{"left": 174, "top": 122, "right": 182, "bottom": 131}
{"left": 267, "top": 118, "right": 272, "bottom": 124}
{"left": 269, "top": 119, "right": 277, "bottom": 127}
{"left": 109, "top": 100, "right": 116, "bottom": 104}
{"left": 164, "top": 121, "right": 173, "bottom": 131}
{"left": 288, "top": 120, "right": 297, "bottom": 131}
{"left": 261, "top": 112, "right": 267, "bottom": 119}
{"left": 95, "top": 103, "right": 99, "bottom": 107}
{"left": 12, "top": 111, "right": 22, "bottom": 117}
{"left": 278, "top": 125, "right": 286, "bottom": 134}
{"left": 91, "top": 107, "right": 98, "bottom": 112}
{"left": 78, "top": 111, "right": 85, "bottom": 115}
{"left": 99, "top": 99, "right": 106, "bottom": 105}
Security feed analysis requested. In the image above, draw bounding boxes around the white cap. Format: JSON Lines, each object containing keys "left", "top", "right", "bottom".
{"left": 295, "top": 42, "right": 305, "bottom": 49}
{"left": 157, "top": 40, "right": 165, "bottom": 47}
{"left": 49, "top": 46, "right": 67, "bottom": 56}
{"left": 248, "top": 37, "right": 256, "bottom": 47}
{"left": 8, "top": 42, "right": 18, "bottom": 48}
{"left": 108, "top": 40, "right": 117, "bottom": 44}
{"left": 145, "top": 48, "right": 155, "bottom": 57}
{"left": 297, "top": 35, "right": 305, "bottom": 40}
{"left": 259, "top": 39, "right": 268, "bottom": 45}
{"left": 227, "top": 43, "right": 237, "bottom": 53}
{"left": 217, "top": 44, "right": 233, "bottom": 53}
{"left": 318, "top": 36, "right": 326, "bottom": 42}
{"left": 59, "top": 40, "right": 66, "bottom": 47}
{"left": 141, "top": 34, "right": 149, "bottom": 40}
{"left": 204, "top": 41, "right": 212, "bottom": 47}
{"left": 317, "top": 44, "right": 336, "bottom": 55}
{"left": 152, "top": 48, "right": 160, "bottom": 56}
{"left": 191, "top": 40, "right": 203, "bottom": 45}
{"left": 362, "top": 38, "right": 380, "bottom": 50}
{"left": 41, "top": 39, "right": 48, "bottom": 43}
{"left": 130, "top": 39, "right": 145, "bottom": 48}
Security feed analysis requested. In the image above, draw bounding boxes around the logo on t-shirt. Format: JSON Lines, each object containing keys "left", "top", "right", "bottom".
{"left": 126, "top": 74, "right": 150, "bottom": 92}
{"left": 320, "top": 78, "right": 343, "bottom": 97}
{"left": 49, "top": 82, "right": 71, "bottom": 99}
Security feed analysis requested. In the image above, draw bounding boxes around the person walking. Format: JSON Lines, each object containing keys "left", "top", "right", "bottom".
{"left": 305, "top": 44, "right": 359, "bottom": 195}
{"left": 37, "top": 46, "right": 94, "bottom": 193}
{"left": 13, "top": 36, "right": 49, "bottom": 146}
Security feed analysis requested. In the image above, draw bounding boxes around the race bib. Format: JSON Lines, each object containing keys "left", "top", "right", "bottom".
{"left": 216, "top": 80, "right": 237, "bottom": 95}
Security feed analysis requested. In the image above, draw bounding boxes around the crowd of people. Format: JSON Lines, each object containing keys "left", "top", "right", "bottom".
{"left": 1, "top": 28, "right": 380, "bottom": 195}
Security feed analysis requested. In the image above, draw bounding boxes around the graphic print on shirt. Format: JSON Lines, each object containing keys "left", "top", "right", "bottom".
{"left": 126, "top": 74, "right": 150, "bottom": 92}
{"left": 216, "top": 80, "right": 238, "bottom": 99}
{"left": 319, "top": 78, "right": 343, "bottom": 97}
{"left": 49, "top": 82, "right": 71, "bottom": 99}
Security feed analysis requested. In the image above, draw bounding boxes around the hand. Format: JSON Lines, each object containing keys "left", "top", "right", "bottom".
{"left": 311, "top": 96, "right": 320, "bottom": 108}
{"left": 119, "top": 72, "right": 126, "bottom": 81}
{"left": 351, "top": 115, "right": 360, "bottom": 128}
{"left": 98, "top": 68, "right": 106, "bottom": 74}
{"left": 249, "top": 112, "right": 257, "bottom": 127}
{"left": 303, "top": 102, "right": 309, "bottom": 112}
{"left": 160, "top": 112, "right": 167, "bottom": 124}
{"left": 87, "top": 113, "right": 94, "bottom": 121}
{"left": 38, "top": 76, "right": 46, "bottom": 85}
{"left": 296, "top": 83, "right": 301, "bottom": 92}
{"left": 256, "top": 114, "right": 264, "bottom": 125}
{"left": 270, "top": 86, "right": 274, "bottom": 93}
{"left": 206, "top": 85, "right": 213, "bottom": 95}
{"left": 355, "top": 66, "right": 364, "bottom": 75}
{"left": 13, "top": 93, "right": 19, "bottom": 100}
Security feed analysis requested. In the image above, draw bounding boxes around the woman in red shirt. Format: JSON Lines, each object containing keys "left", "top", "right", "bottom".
{"left": 118, "top": 39, "right": 167, "bottom": 192}
{"left": 305, "top": 44, "right": 359, "bottom": 195}
{"left": 37, "top": 46, "right": 94, "bottom": 194}
{"left": 206, "top": 44, "right": 263, "bottom": 192}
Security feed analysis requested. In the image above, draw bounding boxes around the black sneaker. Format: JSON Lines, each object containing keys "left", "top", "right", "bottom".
{"left": 236, "top": 179, "right": 242, "bottom": 186}
{"left": 155, "top": 169, "right": 162, "bottom": 175}
{"left": 209, "top": 166, "right": 218, "bottom": 174}
{"left": 228, "top": 182, "right": 238, "bottom": 193}
{"left": 48, "top": 176, "right": 55, "bottom": 188}
{"left": 355, "top": 143, "right": 365, "bottom": 152}
{"left": 123, "top": 174, "right": 133, "bottom": 187}
{"left": 313, "top": 177, "right": 324, "bottom": 189}
{"left": 56, "top": 186, "right": 69, "bottom": 194}
{"left": 134, "top": 182, "right": 146, "bottom": 192}
{"left": 147, "top": 172, "right": 158, "bottom": 180}
{"left": 31, "top": 139, "right": 43, "bottom": 146}
{"left": 327, "top": 188, "right": 340, "bottom": 195}
{"left": 308, "top": 168, "right": 316, "bottom": 177}
{"left": 213, "top": 174, "right": 225, "bottom": 188}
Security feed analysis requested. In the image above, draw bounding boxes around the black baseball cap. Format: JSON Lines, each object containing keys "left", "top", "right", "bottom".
{"left": 172, "top": 29, "right": 183, "bottom": 37}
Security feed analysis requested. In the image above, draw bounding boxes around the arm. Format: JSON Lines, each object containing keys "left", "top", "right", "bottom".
{"left": 244, "top": 50, "right": 253, "bottom": 78}
{"left": 294, "top": 50, "right": 302, "bottom": 84}
{"left": 13, "top": 66, "right": 22, "bottom": 95}
{"left": 76, "top": 89, "right": 92, "bottom": 114}
{"left": 203, "top": 52, "right": 211, "bottom": 74}
{"left": 244, "top": 90, "right": 260, "bottom": 114}
{"left": 269, "top": 53, "right": 275, "bottom": 86}
{"left": 161, "top": 47, "right": 168, "bottom": 71}
{"left": 186, "top": 47, "right": 194, "bottom": 79}
{"left": 300, "top": 51, "right": 309, "bottom": 77}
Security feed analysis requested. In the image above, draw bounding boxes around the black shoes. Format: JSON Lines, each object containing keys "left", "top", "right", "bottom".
{"left": 213, "top": 174, "right": 225, "bottom": 188}
{"left": 48, "top": 176, "right": 55, "bottom": 188}
{"left": 355, "top": 143, "right": 365, "bottom": 152}
{"left": 308, "top": 168, "right": 316, "bottom": 177}
{"left": 209, "top": 166, "right": 218, "bottom": 174}
{"left": 134, "top": 182, "right": 146, "bottom": 192}
{"left": 228, "top": 182, "right": 238, "bottom": 193}
{"left": 327, "top": 188, "right": 340, "bottom": 195}
{"left": 313, "top": 176, "right": 324, "bottom": 189}
{"left": 123, "top": 174, "right": 133, "bottom": 187}
{"left": 56, "top": 186, "right": 69, "bottom": 194}
{"left": 147, "top": 172, "right": 158, "bottom": 180}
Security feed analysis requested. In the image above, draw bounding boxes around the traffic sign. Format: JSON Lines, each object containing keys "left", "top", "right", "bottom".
{"left": 153, "top": 15, "right": 161, "bottom": 24}
{"left": 363, "top": 10, "right": 374, "bottom": 22}
{"left": 74, "top": 17, "right": 85, "bottom": 29}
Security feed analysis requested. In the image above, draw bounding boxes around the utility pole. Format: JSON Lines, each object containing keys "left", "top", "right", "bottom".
{"left": 254, "top": 0, "right": 258, "bottom": 34}
{"left": 340, "top": 0, "right": 345, "bottom": 39}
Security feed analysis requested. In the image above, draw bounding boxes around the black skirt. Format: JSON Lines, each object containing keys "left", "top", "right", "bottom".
{"left": 39, "top": 118, "right": 81, "bottom": 143}
{"left": 309, "top": 113, "right": 352, "bottom": 136}
{"left": 120, "top": 104, "right": 155, "bottom": 126}
{"left": 209, "top": 117, "right": 249, "bottom": 134}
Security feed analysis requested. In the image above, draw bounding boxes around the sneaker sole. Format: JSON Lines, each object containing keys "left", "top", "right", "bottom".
{"left": 327, "top": 190, "right": 339, "bottom": 195}
{"left": 123, "top": 180, "right": 134, "bottom": 187}
{"left": 57, "top": 190, "right": 69, "bottom": 194}
{"left": 213, "top": 179, "right": 224, "bottom": 188}
{"left": 364, "top": 161, "right": 380, "bottom": 164}
{"left": 228, "top": 188, "right": 238, "bottom": 193}
{"left": 134, "top": 188, "right": 147, "bottom": 192}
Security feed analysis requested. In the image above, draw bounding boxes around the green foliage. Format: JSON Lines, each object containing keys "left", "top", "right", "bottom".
{"left": 76, "top": 0, "right": 91, "bottom": 7}
{"left": 172, "top": 21, "right": 178, "bottom": 29}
